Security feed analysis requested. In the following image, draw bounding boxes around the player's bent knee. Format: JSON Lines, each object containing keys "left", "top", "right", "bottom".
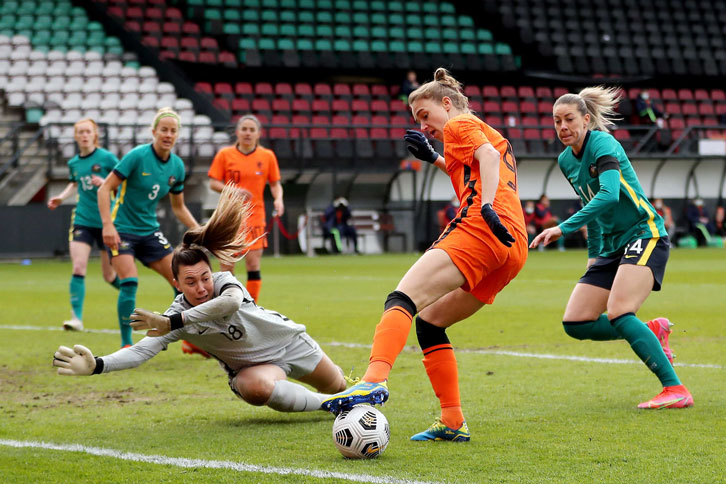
{"left": 234, "top": 378, "right": 274, "bottom": 406}
{"left": 385, "top": 290, "right": 417, "bottom": 317}
{"left": 562, "top": 321, "right": 591, "bottom": 340}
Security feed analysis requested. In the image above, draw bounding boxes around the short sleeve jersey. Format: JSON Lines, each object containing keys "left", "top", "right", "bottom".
{"left": 111, "top": 144, "right": 186, "bottom": 236}
{"left": 443, "top": 114, "right": 525, "bottom": 235}
{"left": 558, "top": 130, "right": 667, "bottom": 256}
{"left": 67, "top": 147, "right": 118, "bottom": 228}
{"left": 207, "top": 145, "right": 280, "bottom": 226}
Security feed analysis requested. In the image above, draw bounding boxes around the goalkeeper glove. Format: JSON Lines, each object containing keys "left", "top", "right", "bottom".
{"left": 481, "top": 203, "right": 515, "bottom": 247}
{"left": 130, "top": 308, "right": 183, "bottom": 336}
{"left": 53, "top": 344, "right": 97, "bottom": 376}
{"left": 404, "top": 129, "right": 440, "bottom": 164}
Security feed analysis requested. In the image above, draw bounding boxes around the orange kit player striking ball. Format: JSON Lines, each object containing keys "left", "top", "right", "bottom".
{"left": 322, "top": 68, "right": 528, "bottom": 442}
{"left": 207, "top": 114, "right": 284, "bottom": 302}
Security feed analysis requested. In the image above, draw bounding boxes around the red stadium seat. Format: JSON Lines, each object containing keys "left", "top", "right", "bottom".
{"left": 235, "top": 82, "right": 253, "bottom": 97}
{"left": 214, "top": 83, "right": 233, "bottom": 96}
{"left": 681, "top": 103, "right": 698, "bottom": 116}
{"left": 371, "top": 85, "right": 389, "bottom": 99}
{"left": 352, "top": 83, "right": 371, "bottom": 98}
{"left": 482, "top": 86, "right": 499, "bottom": 99}
{"left": 162, "top": 22, "right": 180, "bottom": 35}
{"left": 310, "top": 127, "right": 328, "bottom": 138}
{"left": 313, "top": 83, "right": 331, "bottom": 98}
{"left": 538, "top": 101, "right": 554, "bottom": 114}
{"left": 501, "top": 100, "right": 519, "bottom": 114}
{"left": 698, "top": 103, "right": 715, "bottom": 116}
{"left": 268, "top": 127, "right": 288, "bottom": 138}
{"left": 252, "top": 98, "right": 272, "bottom": 113}
{"left": 483, "top": 101, "right": 502, "bottom": 113}
{"left": 389, "top": 99, "right": 407, "bottom": 114}
{"left": 124, "top": 20, "right": 141, "bottom": 32}
{"left": 500, "top": 86, "right": 517, "bottom": 99}
{"left": 126, "top": 7, "right": 144, "bottom": 22}
{"left": 535, "top": 86, "right": 553, "bottom": 99}
{"left": 685, "top": 117, "right": 702, "bottom": 127}
{"left": 143, "top": 21, "right": 161, "bottom": 35}
{"left": 294, "top": 83, "right": 313, "bottom": 98}
{"left": 661, "top": 89, "right": 677, "bottom": 101}
{"left": 195, "top": 82, "right": 213, "bottom": 95}
{"left": 142, "top": 36, "right": 159, "bottom": 48}
{"left": 334, "top": 84, "right": 352, "bottom": 98}
{"left": 213, "top": 98, "right": 231, "bottom": 112}
{"left": 160, "top": 37, "right": 179, "bottom": 50}
{"left": 520, "top": 101, "right": 537, "bottom": 113}
{"left": 272, "top": 98, "right": 291, "bottom": 113}
{"left": 271, "top": 114, "right": 291, "bottom": 126}
{"left": 352, "top": 115, "right": 369, "bottom": 138}
{"left": 312, "top": 99, "right": 331, "bottom": 114}
{"left": 255, "top": 83, "right": 274, "bottom": 98}
{"left": 710, "top": 89, "right": 726, "bottom": 102}
{"left": 351, "top": 99, "right": 370, "bottom": 114}
{"left": 199, "top": 51, "right": 217, "bottom": 62}
{"left": 371, "top": 115, "right": 388, "bottom": 126}
{"left": 182, "top": 22, "right": 200, "bottom": 35}
{"left": 485, "top": 115, "right": 503, "bottom": 127}
{"left": 231, "top": 98, "right": 250, "bottom": 112}
{"left": 522, "top": 116, "right": 538, "bottom": 126}
{"left": 469, "top": 100, "right": 483, "bottom": 112}
{"left": 613, "top": 129, "right": 631, "bottom": 140}
{"left": 180, "top": 37, "right": 199, "bottom": 51}
{"left": 292, "top": 99, "right": 311, "bottom": 114}
{"left": 146, "top": 7, "right": 163, "bottom": 19}
{"left": 694, "top": 89, "right": 709, "bottom": 101}
{"left": 517, "top": 86, "right": 535, "bottom": 99}
{"left": 179, "top": 51, "right": 196, "bottom": 62}
{"left": 464, "top": 85, "right": 481, "bottom": 99}
{"left": 668, "top": 118, "right": 685, "bottom": 129}
{"left": 332, "top": 115, "right": 350, "bottom": 126}
{"left": 166, "top": 8, "right": 183, "bottom": 21}
{"left": 371, "top": 100, "right": 388, "bottom": 113}
{"left": 665, "top": 102, "right": 682, "bottom": 116}
{"left": 218, "top": 51, "right": 236, "bottom": 66}
{"left": 312, "top": 115, "right": 330, "bottom": 125}
{"left": 370, "top": 128, "right": 388, "bottom": 138}
{"left": 330, "top": 127, "right": 349, "bottom": 138}
{"left": 200, "top": 37, "right": 218, "bottom": 52}
{"left": 275, "top": 83, "right": 293, "bottom": 98}
{"left": 677, "top": 89, "right": 694, "bottom": 101}
{"left": 553, "top": 87, "right": 569, "bottom": 98}
{"left": 390, "top": 115, "right": 408, "bottom": 138}
{"left": 332, "top": 99, "right": 350, "bottom": 113}
{"left": 523, "top": 128, "right": 541, "bottom": 139}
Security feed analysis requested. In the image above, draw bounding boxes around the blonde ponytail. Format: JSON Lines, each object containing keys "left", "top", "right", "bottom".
{"left": 408, "top": 67, "right": 469, "bottom": 111}
{"left": 553, "top": 86, "right": 622, "bottom": 133}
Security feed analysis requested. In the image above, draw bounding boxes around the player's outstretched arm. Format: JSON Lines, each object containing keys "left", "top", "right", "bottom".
{"left": 130, "top": 308, "right": 184, "bottom": 336}
{"left": 53, "top": 345, "right": 97, "bottom": 376}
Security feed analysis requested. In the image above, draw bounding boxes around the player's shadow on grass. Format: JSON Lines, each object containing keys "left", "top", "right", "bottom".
{"left": 221, "top": 414, "right": 332, "bottom": 427}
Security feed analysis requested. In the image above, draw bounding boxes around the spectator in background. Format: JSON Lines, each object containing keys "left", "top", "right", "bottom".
{"left": 653, "top": 198, "right": 676, "bottom": 239}
{"left": 565, "top": 199, "right": 588, "bottom": 247}
{"left": 686, "top": 198, "right": 715, "bottom": 246}
{"left": 523, "top": 200, "right": 537, "bottom": 244}
{"left": 400, "top": 70, "right": 420, "bottom": 103}
{"left": 535, "top": 194, "right": 564, "bottom": 251}
{"left": 635, "top": 90, "right": 667, "bottom": 125}
{"left": 438, "top": 196, "right": 459, "bottom": 232}
{"left": 321, "top": 197, "right": 358, "bottom": 254}
{"left": 713, "top": 204, "right": 725, "bottom": 237}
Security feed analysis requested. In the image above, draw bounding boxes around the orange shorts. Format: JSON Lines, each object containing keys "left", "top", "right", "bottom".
{"left": 431, "top": 216, "right": 527, "bottom": 304}
{"left": 245, "top": 224, "right": 268, "bottom": 251}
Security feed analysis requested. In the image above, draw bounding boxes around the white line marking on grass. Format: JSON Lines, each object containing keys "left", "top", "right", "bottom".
{"left": 324, "top": 342, "right": 724, "bottom": 369}
{"left": 0, "top": 325, "right": 722, "bottom": 369}
{"left": 0, "top": 439, "right": 439, "bottom": 484}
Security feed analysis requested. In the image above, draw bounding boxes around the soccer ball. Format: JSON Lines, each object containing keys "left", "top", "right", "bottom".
{"left": 332, "top": 405, "right": 390, "bottom": 459}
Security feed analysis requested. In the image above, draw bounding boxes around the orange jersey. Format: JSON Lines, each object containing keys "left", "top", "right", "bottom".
{"left": 208, "top": 145, "right": 281, "bottom": 226}
{"left": 442, "top": 114, "right": 525, "bottom": 237}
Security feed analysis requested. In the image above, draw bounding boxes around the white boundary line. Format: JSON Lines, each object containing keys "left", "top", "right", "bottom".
{"left": 1, "top": 324, "right": 722, "bottom": 369}
{"left": 0, "top": 439, "right": 438, "bottom": 484}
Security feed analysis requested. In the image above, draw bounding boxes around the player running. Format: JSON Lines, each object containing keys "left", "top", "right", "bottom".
{"left": 530, "top": 86, "right": 693, "bottom": 409}
{"left": 47, "top": 118, "right": 120, "bottom": 331}
{"left": 322, "top": 68, "right": 528, "bottom": 442}
{"left": 53, "top": 184, "right": 347, "bottom": 413}
{"left": 207, "top": 114, "right": 284, "bottom": 303}
{"left": 97, "top": 107, "right": 199, "bottom": 348}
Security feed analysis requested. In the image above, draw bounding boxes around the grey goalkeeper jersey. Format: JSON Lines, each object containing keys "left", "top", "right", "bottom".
{"left": 100, "top": 272, "right": 307, "bottom": 375}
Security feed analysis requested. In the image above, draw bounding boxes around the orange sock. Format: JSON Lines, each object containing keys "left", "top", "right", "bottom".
{"left": 246, "top": 279, "right": 262, "bottom": 302}
{"left": 362, "top": 306, "right": 414, "bottom": 382}
{"left": 422, "top": 344, "right": 464, "bottom": 429}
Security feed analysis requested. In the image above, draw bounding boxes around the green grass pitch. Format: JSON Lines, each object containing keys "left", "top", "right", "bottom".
{"left": 1, "top": 249, "right": 724, "bottom": 483}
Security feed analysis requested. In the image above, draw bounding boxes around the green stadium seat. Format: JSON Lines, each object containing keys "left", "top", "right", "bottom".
{"left": 352, "top": 39, "right": 369, "bottom": 51}
{"left": 407, "top": 27, "right": 423, "bottom": 39}
{"left": 187, "top": 0, "right": 204, "bottom": 5}
{"left": 315, "top": 38, "right": 332, "bottom": 50}
{"left": 389, "top": 40, "right": 405, "bottom": 52}
{"left": 107, "top": 45, "right": 123, "bottom": 55}
{"left": 261, "top": 0, "right": 278, "bottom": 8}
{"left": 52, "top": 4, "right": 71, "bottom": 16}
{"left": 370, "top": 13, "right": 386, "bottom": 25}
{"left": 440, "top": 2, "right": 456, "bottom": 14}
{"left": 388, "top": 1, "right": 403, "bottom": 11}
{"left": 298, "top": 0, "right": 314, "bottom": 8}
{"left": 425, "top": 42, "right": 442, "bottom": 54}
{"left": 407, "top": 41, "right": 423, "bottom": 53}
{"left": 334, "top": 25, "right": 349, "bottom": 38}
{"left": 207, "top": 0, "right": 223, "bottom": 7}
{"left": 0, "top": 17, "right": 15, "bottom": 30}
{"left": 89, "top": 45, "right": 105, "bottom": 55}
{"left": 405, "top": 2, "right": 421, "bottom": 13}
{"left": 125, "top": 60, "right": 140, "bottom": 69}
{"left": 423, "top": 15, "right": 438, "bottom": 27}
{"left": 17, "top": 29, "right": 33, "bottom": 39}
{"left": 204, "top": 9, "right": 221, "bottom": 21}
{"left": 261, "top": 10, "right": 277, "bottom": 22}
{"left": 352, "top": 12, "right": 368, "bottom": 25}
{"left": 334, "top": 39, "right": 351, "bottom": 51}
{"left": 370, "top": 1, "right": 386, "bottom": 11}
{"left": 443, "top": 43, "right": 458, "bottom": 54}
{"left": 478, "top": 43, "right": 494, "bottom": 55}
{"left": 371, "top": 26, "right": 387, "bottom": 39}
{"left": 223, "top": 9, "right": 241, "bottom": 21}
{"left": 239, "top": 38, "right": 256, "bottom": 50}
{"left": 460, "top": 43, "right": 476, "bottom": 55}
{"left": 280, "top": 24, "right": 297, "bottom": 37}
{"left": 34, "top": 44, "right": 50, "bottom": 53}
{"left": 69, "top": 17, "right": 88, "bottom": 30}
{"left": 477, "top": 29, "right": 493, "bottom": 42}
{"left": 242, "top": 0, "right": 259, "bottom": 7}
{"left": 259, "top": 37, "right": 275, "bottom": 50}
{"left": 458, "top": 16, "right": 474, "bottom": 28}
{"left": 316, "top": 24, "right": 333, "bottom": 37}
{"left": 26, "top": 108, "right": 44, "bottom": 124}
{"left": 352, "top": 0, "right": 366, "bottom": 10}
{"left": 242, "top": 24, "right": 260, "bottom": 36}
{"left": 278, "top": 38, "right": 294, "bottom": 50}
{"left": 459, "top": 29, "right": 475, "bottom": 41}
{"left": 442, "top": 29, "right": 458, "bottom": 41}
{"left": 223, "top": 24, "right": 241, "bottom": 35}
{"left": 16, "top": 15, "right": 35, "bottom": 30}
{"left": 34, "top": 15, "right": 52, "bottom": 30}
{"left": 389, "top": 14, "right": 405, "bottom": 25}
{"left": 279, "top": 0, "right": 295, "bottom": 7}
{"left": 296, "top": 38, "right": 314, "bottom": 50}
{"left": 87, "top": 31, "right": 105, "bottom": 46}
{"left": 0, "top": 29, "right": 14, "bottom": 37}
{"left": 422, "top": 2, "right": 437, "bottom": 13}
{"left": 316, "top": 11, "right": 332, "bottom": 23}
{"left": 261, "top": 23, "right": 278, "bottom": 36}
{"left": 1, "top": 2, "right": 18, "bottom": 14}
{"left": 279, "top": 10, "right": 295, "bottom": 22}
{"left": 495, "top": 43, "right": 512, "bottom": 55}
{"left": 298, "top": 24, "right": 315, "bottom": 37}
{"left": 317, "top": 0, "right": 333, "bottom": 9}
{"left": 299, "top": 11, "right": 314, "bottom": 23}
{"left": 225, "top": 0, "right": 243, "bottom": 6}
{"left": 352, "top": 25, "right": 368, "bottom": 38}
{"left": 70, "top": 6, "right": 85, "bottom": 17}
{"left": 335, "top": 0, "right": 351, "bottom": 10}
{"left": 406, "top": 14, "right": 422, "bottom": 26}
{"left": 242, "top": 10, "right": 259, "bottom": 22}
{"left": 389, "top": 27, "right": 405, "bottom": 39}
{"left": 370, "top": 40, "right": 386, "bottom": 52}
{"left": 32, "top": 30, "right": 51, "bottom": 44}
{"left": 334, "top": 12, "right": 350, "bottom": 24}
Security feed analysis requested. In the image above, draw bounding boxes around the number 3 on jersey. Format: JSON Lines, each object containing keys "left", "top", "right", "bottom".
{"left": 148, "top": 184, "right": 160, "bottom": 200}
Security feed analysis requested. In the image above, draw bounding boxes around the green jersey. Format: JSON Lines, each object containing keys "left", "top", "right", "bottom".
{"left": 68, "top": 148, "right": 118, "bottom": 228}
{"left": 111, "top": 144, "right": 185, "bottom": 236}
{"left": 557, "top": 130, "right": 666, "bottom": 258}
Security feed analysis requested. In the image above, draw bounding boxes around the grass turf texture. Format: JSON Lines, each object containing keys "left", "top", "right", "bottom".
{"left": 0, "top": 249, "right": 724, "bottom": 483}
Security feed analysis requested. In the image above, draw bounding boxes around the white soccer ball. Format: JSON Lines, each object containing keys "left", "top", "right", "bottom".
{"left": 332, "top": 405, "right": 390, "bottom": 459}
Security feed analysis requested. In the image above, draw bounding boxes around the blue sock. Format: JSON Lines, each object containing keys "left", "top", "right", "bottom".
{"left": 69, "top": 274, "right": 85, "bottom": 320}
{"left": 117, "top": 277, "right": 138, "bottom": 347}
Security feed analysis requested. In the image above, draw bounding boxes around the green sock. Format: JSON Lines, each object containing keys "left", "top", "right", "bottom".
{"left": 109, "top": 275, "right": 121, "bottom": 290}
{"left": 563, "top": 314, "right": 621, "bottom": 341}
{"left": 611, "top": 313, "right": 680, "bottom": 387}
{"left": 117, "top": 277, "right": 138, "bottom": 347}
{"left": 69, "top": 274, "right": 85, "bottom": 320}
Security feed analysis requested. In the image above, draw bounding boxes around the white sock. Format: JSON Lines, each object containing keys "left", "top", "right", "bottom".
{"left": 265, "top": 380, "right": 325, "bottom": 412}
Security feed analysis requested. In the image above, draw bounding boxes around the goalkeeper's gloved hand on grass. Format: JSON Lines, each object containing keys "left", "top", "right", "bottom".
{"left": 404, "top": 129, "right": 440, "bottom": 164}
{"left": 53, "top": 344, "right": 96, "bottom": 376}
{"left": 130, "top": 308, "right": 183, "bottom": 336}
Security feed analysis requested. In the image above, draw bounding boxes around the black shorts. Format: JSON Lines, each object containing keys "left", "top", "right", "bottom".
{"left": 108, "top": 231, "right": 174, "bottom": 266}
{"left": 69, "top": 225, "right": 105, "bottom": 250}
{"left": 579, "top": 236, "right": 670, "bottom": 291}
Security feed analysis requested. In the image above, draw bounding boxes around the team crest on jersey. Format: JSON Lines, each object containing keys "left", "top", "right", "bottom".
{"left": 168, "top": 175, "right": 176, "bottom": 186}
{"left": 92, "top": 163, "right": 101, "bottom": 173}
{"left": 256, "top": 161, "right": 263, "bottom": 175}
{"left": 588, "top": 164, "right": 598, "bottom": 178}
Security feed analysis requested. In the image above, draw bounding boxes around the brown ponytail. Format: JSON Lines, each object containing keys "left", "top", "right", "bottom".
{"left": 171, "top": 183, "right": 253, "bottom": 278}
{"left": 408, "top": 67, "right": 469, "bottom": 111}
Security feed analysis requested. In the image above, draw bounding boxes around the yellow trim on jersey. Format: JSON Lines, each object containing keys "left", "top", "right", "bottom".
{"left": 68, "top": 208, "right": 76, "bottom": 242}
{"left": 111, "top": 180, "right": 127, "bottom": 222}
{"left": 619, "top": 173, "right": 659, "bottom": 237}
{"left": 637, "top": 238, "right": 658, "bottom": 266}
